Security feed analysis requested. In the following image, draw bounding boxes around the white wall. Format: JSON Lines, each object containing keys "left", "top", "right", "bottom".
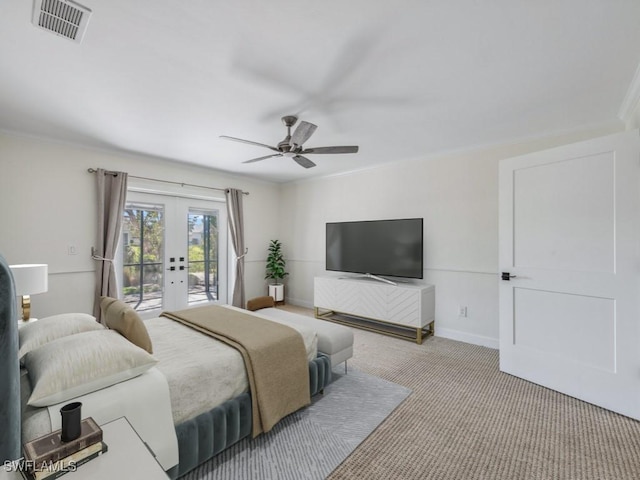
{"left": 0, "top": 123, "right": 628, "bottom": 347}
{"left": 0, "top": 132, "right": 281, "bottom": 317}
{"left": 622, "top": 67, "right": 640, "bottom": 130}
{"left": 278, "top": 124, "right": 623, "bottom": 348}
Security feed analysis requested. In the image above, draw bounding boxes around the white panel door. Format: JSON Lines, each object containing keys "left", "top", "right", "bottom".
{"left": 499, "top": 129, "right": 640, "bottom": 419}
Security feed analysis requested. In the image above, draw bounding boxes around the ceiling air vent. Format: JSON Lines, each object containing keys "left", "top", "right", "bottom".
{"left": 32, "top": 0, "right": 92, "bottom": 43}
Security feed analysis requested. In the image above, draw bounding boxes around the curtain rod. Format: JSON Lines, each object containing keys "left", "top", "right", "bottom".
{"left": 87, "top": 168, "right": 249, "bottom": 195}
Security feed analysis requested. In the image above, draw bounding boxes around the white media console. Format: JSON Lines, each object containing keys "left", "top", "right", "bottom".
{"left": 314, "top": 276, "right": 435, "bottom": 344}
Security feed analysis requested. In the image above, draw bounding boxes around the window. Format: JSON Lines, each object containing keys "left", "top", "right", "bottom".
{"left": 122, "top": 203, "right": 164, "bottom": 312}
{"left": 188, "top": 210, "right": 219, "bottom": 304}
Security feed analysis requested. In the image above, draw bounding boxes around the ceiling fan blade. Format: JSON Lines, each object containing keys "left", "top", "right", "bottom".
{"left": 242, "top": 153, "right": 282, "bottom": 164}
{"left": 220, "top": 136, "right": 280, "bottom": 152}
{"left": 301, "top": 146, "right": 359, "bottom": 154}
{"left": 290, "top": 121, "right": 317, "bottom": 147}
{"left": 293, "top": 155, "right": 316, "bottom": 169}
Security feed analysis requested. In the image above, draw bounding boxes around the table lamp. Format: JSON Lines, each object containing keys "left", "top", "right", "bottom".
{"left": 9, "top": 264, "right": 48, "bottom": 321}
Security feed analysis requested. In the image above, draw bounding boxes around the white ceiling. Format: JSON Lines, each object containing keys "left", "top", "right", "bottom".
{"left": 1, "top": 0, "right": 639, "bottom": 183}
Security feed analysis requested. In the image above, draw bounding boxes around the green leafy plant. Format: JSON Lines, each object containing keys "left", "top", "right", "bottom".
{"left": 265, "top": 239, "right": 288, "bottom": 285}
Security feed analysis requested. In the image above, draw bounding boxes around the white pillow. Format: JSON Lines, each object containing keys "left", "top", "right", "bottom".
{"left": 19, "top": 313, "right": 103, "bottom": 362}
{"left": 24, "top": 330, "right": 158, "bottom": 407}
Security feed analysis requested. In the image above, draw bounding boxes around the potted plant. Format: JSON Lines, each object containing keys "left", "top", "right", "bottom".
{"left": 265, "top": 239, "right": 288, "bottom": 302}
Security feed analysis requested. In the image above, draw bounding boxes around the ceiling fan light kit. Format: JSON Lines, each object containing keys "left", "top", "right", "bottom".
{"left": 221, "top": 116, "right": 359, "bottom": 169}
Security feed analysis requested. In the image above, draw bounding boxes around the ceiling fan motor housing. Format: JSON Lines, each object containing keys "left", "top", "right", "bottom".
{"left": 278, "top": 140, "right": 292, "bottom": 152}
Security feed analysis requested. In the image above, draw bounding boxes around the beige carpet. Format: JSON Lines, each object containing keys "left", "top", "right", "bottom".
{"left": 281, "top": 305, "right": 640, "bottom": 480}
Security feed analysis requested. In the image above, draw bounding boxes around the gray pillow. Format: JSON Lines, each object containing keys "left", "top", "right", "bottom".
{"left": 24, "top": 330, "right": 158, "bottom": 407}
{"left": 19, "top": 313, "right": 103, "bottom": 362}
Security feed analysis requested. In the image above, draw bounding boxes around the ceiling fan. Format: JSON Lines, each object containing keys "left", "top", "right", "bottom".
{"left": 220, "top": 115, "right": 358, "bottom": 169}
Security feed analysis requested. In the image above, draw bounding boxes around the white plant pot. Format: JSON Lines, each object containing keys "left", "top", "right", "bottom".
{"left": 268, "top": 284, "right": 284, "bottom": 302}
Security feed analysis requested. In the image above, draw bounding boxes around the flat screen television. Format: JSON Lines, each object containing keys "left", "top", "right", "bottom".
{"left": 326, "top": 218, "right": 423, "bottom": 279}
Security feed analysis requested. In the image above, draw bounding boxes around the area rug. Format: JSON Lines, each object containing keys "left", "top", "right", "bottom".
{"left": 180, "top": 368, "right": 412, "bottom": 480}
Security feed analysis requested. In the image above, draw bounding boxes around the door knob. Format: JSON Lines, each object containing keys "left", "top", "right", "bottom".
{"left": 501, "top": 272, "right": 516, "bottom": 281}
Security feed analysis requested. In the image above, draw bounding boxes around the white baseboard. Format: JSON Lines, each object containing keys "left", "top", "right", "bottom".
{"left": 283, "top": 297, "right": 314, "bottom": 309}
{"left": 285, "top": 298, "right": 498, "bottom": 349}
{"left": 285, "top": 299, "right": 499, "bottom": 350}
{"left": 436, "top": 327, "right": 499, "bottom": 350}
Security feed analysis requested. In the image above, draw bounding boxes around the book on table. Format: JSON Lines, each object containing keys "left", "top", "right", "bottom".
{"left": 20, "top": 442, "right": 108, "bottom": 480}
{"left": 22, "top": 417, "right": 104, "bottom": 476}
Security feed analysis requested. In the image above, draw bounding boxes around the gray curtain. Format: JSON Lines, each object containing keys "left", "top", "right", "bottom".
{"left": 93, "top": 169, "right": 128, "bottom": 322}
{"left": 226, "top": 188, "right": 245, "bottom": 308}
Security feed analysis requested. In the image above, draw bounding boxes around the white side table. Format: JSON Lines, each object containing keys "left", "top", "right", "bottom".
{"left": 1, "top": 417, "right": 169, "bottom": 479}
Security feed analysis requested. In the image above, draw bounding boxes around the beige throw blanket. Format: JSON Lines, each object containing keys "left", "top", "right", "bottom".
{"left": 160, "top": 305, "right": 310, "bottom": 437}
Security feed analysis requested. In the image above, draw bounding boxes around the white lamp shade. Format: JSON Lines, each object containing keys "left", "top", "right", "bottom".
{"left": 10, "top": 264, "right": 48, "bottom": 296}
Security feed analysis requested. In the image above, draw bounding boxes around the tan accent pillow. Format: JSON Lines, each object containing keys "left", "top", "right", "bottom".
{"left": 246, "top": 296, "right": 275, "bottom": 311}
{"left": 100, "top": 297, "right": 153, "bottom": 353}
{"left": 25, "top": 330, "right": 158, "bottom": 407}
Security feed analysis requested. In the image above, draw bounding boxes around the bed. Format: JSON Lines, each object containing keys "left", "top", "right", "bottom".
{"left": 0, "top": 255, "right": 332, "bottom": 478}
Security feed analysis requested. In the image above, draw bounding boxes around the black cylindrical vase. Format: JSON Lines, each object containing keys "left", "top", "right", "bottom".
{"left": 60, "top": 402, "right": 82, "bottom": 442}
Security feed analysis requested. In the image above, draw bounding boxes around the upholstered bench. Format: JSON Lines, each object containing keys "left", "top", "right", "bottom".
{"left": 247, "top": 297, "right": 354, "bottom": 371}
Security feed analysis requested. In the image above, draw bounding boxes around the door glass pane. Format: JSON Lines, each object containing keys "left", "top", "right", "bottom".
{"left": 122, "top": 203, "right": 164, "bottom": 311}
{"left": 188, "top": 209, "right": 219, "bottom": 304}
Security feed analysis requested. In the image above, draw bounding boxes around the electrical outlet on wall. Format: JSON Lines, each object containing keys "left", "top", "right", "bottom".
{"left": 458, "top": 306, "right": 468, "bottom": 317}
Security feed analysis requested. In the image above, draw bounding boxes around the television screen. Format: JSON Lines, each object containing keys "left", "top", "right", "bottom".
{"left": 326, "top": 218, "right": 423, "bottom": 279}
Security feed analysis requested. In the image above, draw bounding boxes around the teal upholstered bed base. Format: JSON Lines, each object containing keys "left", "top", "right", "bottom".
{"left": 0, "top": 253, "right": 332, "bottom": 477}
{"left": 168, "top": 353, "right": 332, "bottom": 478}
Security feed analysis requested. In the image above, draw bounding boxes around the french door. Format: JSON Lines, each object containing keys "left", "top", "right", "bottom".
{"left": 119, "top": 191, "right": 228, "bottom": 316}
{"left": 499, "top": 129, "right": 640, "bottom": 419}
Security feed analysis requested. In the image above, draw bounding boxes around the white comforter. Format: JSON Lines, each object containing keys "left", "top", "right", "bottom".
{"left": 145, "top": 304, "right": 318, "bottom": 425}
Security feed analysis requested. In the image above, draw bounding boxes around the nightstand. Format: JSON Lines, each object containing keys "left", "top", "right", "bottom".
{"left": 1, "top": 417, "right": 169, "bottom": 479}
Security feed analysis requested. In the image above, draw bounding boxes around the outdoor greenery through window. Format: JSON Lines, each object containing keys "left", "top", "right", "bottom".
{"left": 122, "top": 203, "right": 164, "bottom": 311}
{"left": 188, "top": 210, "right": 219, "bottom": 304}
{"left": 121, "top": 201, "right": 220, "bottom": 311}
